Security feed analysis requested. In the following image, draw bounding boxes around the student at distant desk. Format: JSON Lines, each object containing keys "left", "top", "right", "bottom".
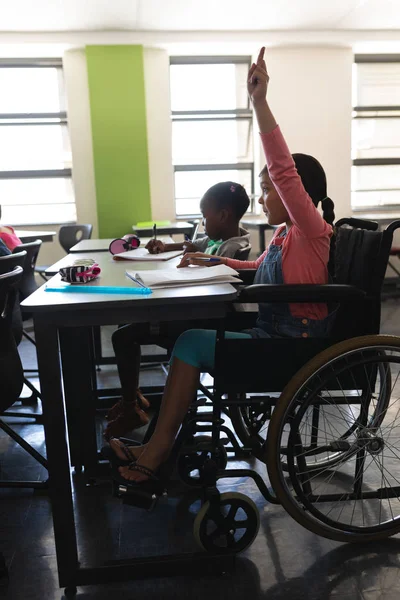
{"left": 146, "top": 181, "right": 251, "bottom": 259}
{"left": 105, "top": 181, "right": 251, "bottom": 440}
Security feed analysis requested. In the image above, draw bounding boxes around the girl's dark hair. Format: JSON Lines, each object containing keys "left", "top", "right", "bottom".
{"left": 291, "top": 153, "right": 335, "bottom": 226}
{"left": 201, "top": 181, "right": 250, "bottom": 220}
{"left": 259, "top": 154, "right": 335, "bottom": 226}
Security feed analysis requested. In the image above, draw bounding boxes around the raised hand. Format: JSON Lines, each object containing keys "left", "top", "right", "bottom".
{"left": 247, "top": 47, "right": 269, "bottom": 106}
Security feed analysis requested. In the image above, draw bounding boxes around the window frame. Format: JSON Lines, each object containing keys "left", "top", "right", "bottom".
{"left": 170, "top": 56, "right": 255, "bottom": 218}
{"left": 352, "top": 54, "right": 400, "bottom": 213}
{"left": 0, "top": 58, "right": 74, "bottom": 226}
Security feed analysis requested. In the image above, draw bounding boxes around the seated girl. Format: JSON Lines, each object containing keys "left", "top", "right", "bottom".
{"left": 110, "top": 47, "right": 336, "bottom": 483}
{"left": 105, "top": 181, "right": 251, "bottom": 439}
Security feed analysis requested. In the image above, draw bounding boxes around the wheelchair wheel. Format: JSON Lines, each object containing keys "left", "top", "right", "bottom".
{"left": 230, "top": 357, "right": 391, "bottom": 473}
{"left": 193, "top": 492, "right": 260, "bottom": 553}
{"left": 267, "top": 335, "right": 400, "bottom": 542}
{"left": 177, "top": 435, "right": 228, "bottom": 487}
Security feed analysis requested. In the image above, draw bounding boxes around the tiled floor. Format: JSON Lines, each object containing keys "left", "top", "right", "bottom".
{"left": 1, "top": 300, "right": 400, "bottom": 599}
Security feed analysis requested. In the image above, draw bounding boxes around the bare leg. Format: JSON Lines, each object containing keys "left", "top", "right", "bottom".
{"left": 119, "top": 357, "right": 200, "bottom": 481}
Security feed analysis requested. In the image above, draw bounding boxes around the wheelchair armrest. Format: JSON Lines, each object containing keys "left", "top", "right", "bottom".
{"left": 236, "top": 283, "right": 366, "bottom": 303}
{"left": 236, "top": 269, "right": 257, "bottom": 285}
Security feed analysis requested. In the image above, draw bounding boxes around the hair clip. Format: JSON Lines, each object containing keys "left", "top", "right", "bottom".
{"left": 230, "top": 185, "right": 236, "bottom": 192}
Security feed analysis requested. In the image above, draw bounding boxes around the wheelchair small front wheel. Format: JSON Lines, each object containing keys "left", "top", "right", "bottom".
{"left": 193, "top": 492, "right": 260, "bottom": 553}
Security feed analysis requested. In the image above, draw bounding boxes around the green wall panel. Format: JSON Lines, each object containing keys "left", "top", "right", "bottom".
{"left": 86, "top": 45, "right": 151, "bottom": 237}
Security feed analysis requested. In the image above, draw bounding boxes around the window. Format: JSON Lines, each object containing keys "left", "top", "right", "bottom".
{"left": 170, "top": 57, "right": 254, "bottom": 217}
{"left": 352, "top": 56, "right": 400, "bottom": 211}
{"left": 0, "top": 58, "right": 75, "bottom": 225}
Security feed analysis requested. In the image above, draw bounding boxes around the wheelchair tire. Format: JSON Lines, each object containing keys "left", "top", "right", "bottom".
{"left": 267, "top": 335, "right": 400, "bottom": 542}
{"left": 193, "top": 492, "right": 260, "bottom": 553}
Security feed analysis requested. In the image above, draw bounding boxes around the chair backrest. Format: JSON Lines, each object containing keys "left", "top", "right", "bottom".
{"left": 233, "top": 246, "right": 251, "bottom": 261}
{"left": 331, "top": 219, "right": 399, "bottom": 340}
{"left": 59, "top": 224, "right": 93, "bottom": 253}
{"left": 12, "top": 240, "right": 42, "bottom": 300}
{"left": 0, "top": 251, "right": 27, "bottom": 344}
{"left": 187, "top": 220, "right": 200, "bottom": 241}
{"left": 0, "top": 267, "right": 24, "bottom": 412}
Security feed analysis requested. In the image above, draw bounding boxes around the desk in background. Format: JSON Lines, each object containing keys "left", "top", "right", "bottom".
{"left": 15, "top": 229, "right": 56, "bottom": 243}
{"left": 240, "top": 219, "right": 274, "bottom": 254}
{"left": 69, "top": 235, "right": 174, "bottom": 253}
{"left": 21, "top": 252, "right": 237, "bottom": 590}
{"left": 132, "top": 221, "right": 194, "bottom": 239}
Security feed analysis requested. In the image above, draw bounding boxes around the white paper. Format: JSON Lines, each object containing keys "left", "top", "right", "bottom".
{"left": 114, "top": 248, "right": 183, "bottom": 261}
{"left": 126, "top": 264, "right": 241, "bottom": 288}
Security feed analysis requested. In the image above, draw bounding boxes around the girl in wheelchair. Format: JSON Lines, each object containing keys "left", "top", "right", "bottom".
{"left": 111, "top": 47, "right": 337, "bottom": 484}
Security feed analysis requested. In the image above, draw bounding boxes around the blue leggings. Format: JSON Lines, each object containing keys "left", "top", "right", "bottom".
{"left": 170, "top": 329, "right": 252, "bottom": 372}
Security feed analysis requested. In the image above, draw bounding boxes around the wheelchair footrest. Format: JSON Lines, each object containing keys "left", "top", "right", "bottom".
{"left": 116, "top": 481, "right": 166, "bottom": 511}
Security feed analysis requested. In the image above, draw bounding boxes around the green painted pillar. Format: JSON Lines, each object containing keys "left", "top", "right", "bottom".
{"left": 86, "top": 45, "right": 151, "bottom": 238}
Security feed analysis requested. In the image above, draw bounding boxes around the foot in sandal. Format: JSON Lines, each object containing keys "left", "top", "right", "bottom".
{"left": 109, "top": 438, "right": 147, "bottom": 463}
{"left": 118, "top": 443, "right": 170, "bottom": 483}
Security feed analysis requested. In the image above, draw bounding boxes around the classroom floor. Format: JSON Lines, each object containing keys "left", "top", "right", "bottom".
{"left": 1, "top": 299, "right": 400, "bottom": 600}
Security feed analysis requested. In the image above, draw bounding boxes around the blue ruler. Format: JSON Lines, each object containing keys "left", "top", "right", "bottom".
{"left": 45, "top": 285, "right": 152, "bottom": 295}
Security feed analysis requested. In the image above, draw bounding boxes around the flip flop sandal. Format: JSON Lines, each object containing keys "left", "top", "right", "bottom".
{"left": 112, "top": 462, "right": 164, "bottom": 495}
{"left": 101, "top": 439, "right": 138, "bottom": 468}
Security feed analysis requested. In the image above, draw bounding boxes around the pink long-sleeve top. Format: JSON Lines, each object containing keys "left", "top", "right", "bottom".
{"left": 226, "top": 125, "right": 332, "bottom": 321}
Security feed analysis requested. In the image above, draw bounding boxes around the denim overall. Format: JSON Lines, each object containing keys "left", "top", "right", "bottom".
{"left": 250, "top": 231, "right": 333, "bottom": 339}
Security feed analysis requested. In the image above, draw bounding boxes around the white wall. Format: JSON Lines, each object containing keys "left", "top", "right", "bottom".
{"left": 34, "top": 47, "right": 98, "bottom": 267}
{"left": 257, "top": 46, "right": 353, "bottom": 221}
{"left": 143, "top": 47, "right": 176, "bottom": 221}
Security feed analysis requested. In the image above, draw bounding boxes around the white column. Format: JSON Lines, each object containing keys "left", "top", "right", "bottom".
{"left": 143, "top": 47, "right": 175, "bottom": 221}
{"left": 258, "top": 46, "right": 353, "bottom": 220}
{"left": 63, "top": 48, "right": 99, "bottom": 235}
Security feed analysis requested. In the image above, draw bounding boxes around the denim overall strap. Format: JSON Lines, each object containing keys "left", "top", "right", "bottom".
{"left": 252, "top": 231, "right": 333, "bottom": 338}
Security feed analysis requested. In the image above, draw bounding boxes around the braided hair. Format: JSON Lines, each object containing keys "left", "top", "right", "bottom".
{"left": 291, "top": 153, "right": 335, "bottom": 225}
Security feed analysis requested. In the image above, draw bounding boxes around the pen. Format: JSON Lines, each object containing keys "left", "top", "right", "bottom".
{"left": 126, "top": 272, "right": 147, "bottom": 289}
{"left": 184, "top": 234, "right": 191, "bottom": 242}
{"left": 193, "top": 257, "right": 221, "bottom": 263}
{"left": 153, "top": 223, "right": 157, "bottom": 240}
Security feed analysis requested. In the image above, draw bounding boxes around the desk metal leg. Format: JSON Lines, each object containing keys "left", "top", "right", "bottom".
{"left": 59, "top": 327, "right": 98, "bottom": 474}
{"left": 34, "top": 317, "right": 79, "bottom": 589}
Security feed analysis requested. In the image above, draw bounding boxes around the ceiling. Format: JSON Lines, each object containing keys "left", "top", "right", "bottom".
{"left": 0, "top": 0, "right": 400, "bottom": 33}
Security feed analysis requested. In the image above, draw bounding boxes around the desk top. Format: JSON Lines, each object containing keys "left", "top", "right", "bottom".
{"left": 69, "top": 236, "right": 174, "bottom": 253}
{"left": 23, "top": 252, "right": 238, "bottom": 313}
{"left": 15, "top": 229, "right": 56, "bottom": 243}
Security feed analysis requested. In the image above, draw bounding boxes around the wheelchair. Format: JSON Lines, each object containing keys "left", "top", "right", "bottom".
{"left": 113, "top": 217, "right": 400, "bottom": 553}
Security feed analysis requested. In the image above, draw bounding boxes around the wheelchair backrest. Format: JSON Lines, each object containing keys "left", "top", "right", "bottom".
{"left": 331, "top": 220, "right": 398, "bottom": 340}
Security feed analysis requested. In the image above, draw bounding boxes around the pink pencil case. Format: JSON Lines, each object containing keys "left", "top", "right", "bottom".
{"left": 59, "top": 259, "right": 101, "bottom": 283}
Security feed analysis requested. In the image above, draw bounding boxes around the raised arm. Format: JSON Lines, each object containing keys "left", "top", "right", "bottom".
{"left": 249, "top": 48, "right": 328, "bottom": 238}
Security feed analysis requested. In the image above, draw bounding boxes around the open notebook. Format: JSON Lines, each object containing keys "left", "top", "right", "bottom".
{"left": 113, "top": 248, "right": 183, "bottom": 261}
{"left": 126, "top": 264, "right": 241, "bottom": 289}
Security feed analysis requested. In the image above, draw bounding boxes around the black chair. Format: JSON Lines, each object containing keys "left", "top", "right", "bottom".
{"left": 59, "top": 224, "right": 93, "bottom": 253}
{"left": 0, "top": 267, "right": 47, "bottom": 489}
{"left": 11, "top": 240, "right": 42, "bottom": 343}
{"left": 36, "top": 224, "right": 93, "bottom": 280}
{"left": 0, "top": 251, "right": 42, "bottom": 418}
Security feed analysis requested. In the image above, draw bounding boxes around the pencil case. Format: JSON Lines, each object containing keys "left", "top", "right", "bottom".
{"left": 59, "top": 258, "right": 101, "bottom": 283}
{"left": 109, "top": 234, "right": 140, "bottom": 255}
